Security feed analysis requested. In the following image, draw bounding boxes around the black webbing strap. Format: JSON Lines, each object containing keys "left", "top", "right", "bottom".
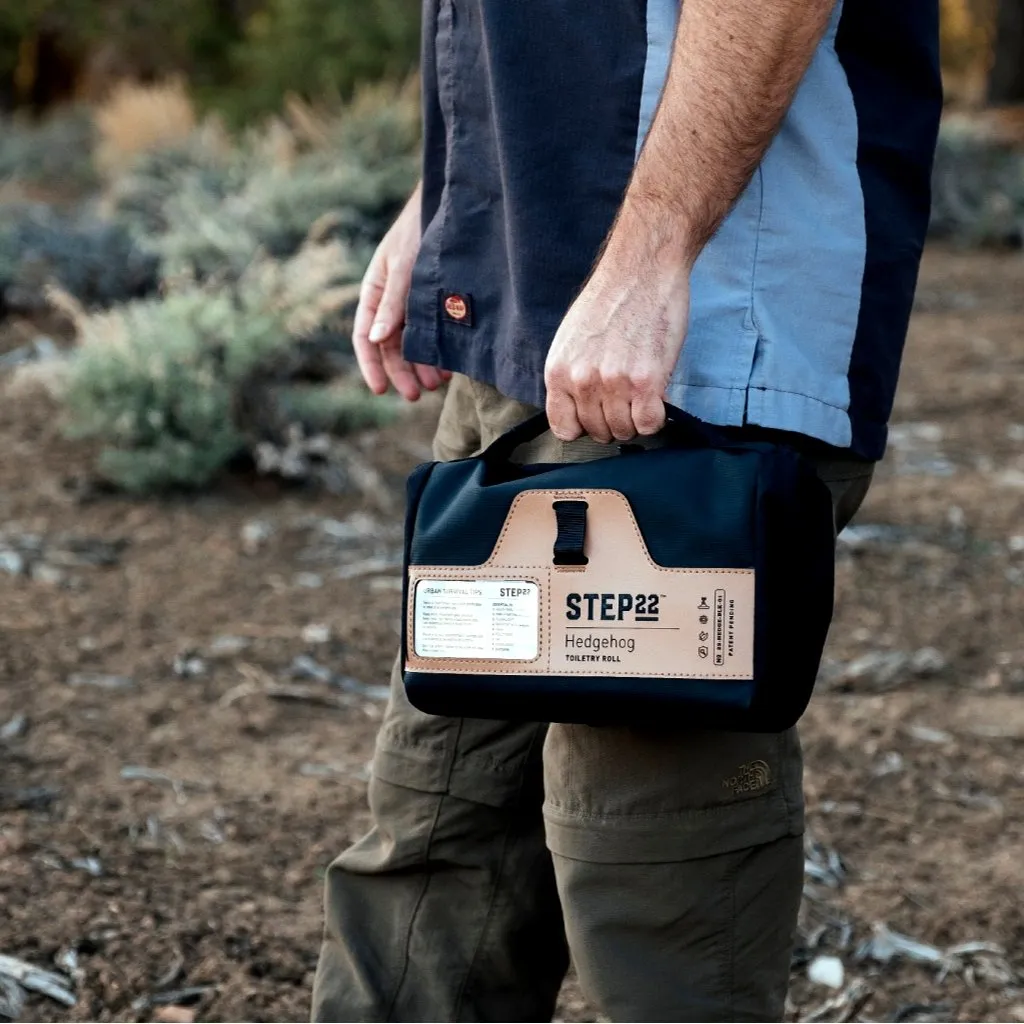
{"left": 552, "top": 500, "right": 589, "bottom": 566}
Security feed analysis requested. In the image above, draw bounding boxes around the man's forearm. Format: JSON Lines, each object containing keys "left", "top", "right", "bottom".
{"left": 605, "top": 0, "right": 837, "bottom": 271}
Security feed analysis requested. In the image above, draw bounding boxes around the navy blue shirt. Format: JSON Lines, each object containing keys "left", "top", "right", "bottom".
{"left": 403, "top": 0, "right": 942, "bottom": 460}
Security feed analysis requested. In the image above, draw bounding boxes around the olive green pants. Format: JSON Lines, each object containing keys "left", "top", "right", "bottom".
{"left": 312, "top": 375, "right": 872, "bottom": 1023}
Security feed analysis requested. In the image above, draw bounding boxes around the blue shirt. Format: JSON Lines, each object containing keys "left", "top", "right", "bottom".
{"left": 403, "top": 0, "right": 942, "bottom": 460}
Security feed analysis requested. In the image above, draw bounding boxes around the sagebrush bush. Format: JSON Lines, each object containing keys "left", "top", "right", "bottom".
{"left": 931, "top": 125, "right": 1024, "bottom": 248}
{"left": 47, "top": 238, "right": 391, "bottom": 492}
{"left": 100, "top": 122, "right": 243, "bottom": 236}
{"left": 128, "top": 81, "right": 420, "bottom": 279}
{"left": 0, "top": 107, "right": 98, "bottom": 193}
{"left": 0, "top": 203, "right": 159, "bottom": 313}
{"left": 274, "top": 381, "right": 398, "bottom": 435}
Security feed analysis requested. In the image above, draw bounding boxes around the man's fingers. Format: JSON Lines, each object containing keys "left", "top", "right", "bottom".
{"left": 380, "top": 339, "right": 422, "bottom": 402}
{"left": 413, "top": 363, "right": 445, "bottom": 391}
{"left": 546, "top": 387, "right": 583, "bottom": 442}
{"left": 568, "top": 368, "right": 612, "bottom": 443}
{"left": 353, "top": 262, "right": 385, "bottom": 349}
{"left": 575, "top": 402, "right": 613, "bottom": 444}
{"left": 352, "top": 254, "right": 389, "bottom": 394}
{"left": 352, "top": 336, "right": 389, "bottom": 395}
{"left": 599, "top": 372, "right": 638, "bottom": 441}
{"left": 368, "top": 261, "right": 411, "bottom": 344}
{"left": 631, "top": 392, "right": 667, "bottom": 436}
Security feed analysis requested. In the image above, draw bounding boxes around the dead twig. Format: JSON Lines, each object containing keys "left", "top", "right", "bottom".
{"left": 220, "top": 662, "right": 360, "bottom": 710}
{"left": 0, "top": 954, "right": 76, "bottom": 1008}
{"left": 799, "top": 979, "right": 872, "bottom": 1023}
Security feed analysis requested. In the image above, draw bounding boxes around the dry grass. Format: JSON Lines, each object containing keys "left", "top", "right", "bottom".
{"left": 93, "top": 78, "right": 199, "bottom": 175}
{"left": 941, "top": 0, "right": 996, "bottom": 106}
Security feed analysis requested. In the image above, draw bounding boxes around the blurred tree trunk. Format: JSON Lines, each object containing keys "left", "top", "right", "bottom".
{"left": 988, "top": 0, "right": 1024, "bottom": 103}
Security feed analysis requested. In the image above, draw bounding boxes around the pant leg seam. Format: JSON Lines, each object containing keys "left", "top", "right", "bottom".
{"left": 726, "top": 851, "right": 740, "bottom": 1022}
{"left": 383, "top": 717, "right": 467, "bottom": 1021}
{"left": 452, "top": 723, "right": 550, "bottom": 1020}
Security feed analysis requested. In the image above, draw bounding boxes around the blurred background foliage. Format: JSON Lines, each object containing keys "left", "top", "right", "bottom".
{"left": 0, "top": 0, "right": 1020, "bottom": 119}
{"left": 0, "top": 0, "right": 420, "bottom": 120}
{"left": 0, "top": 0, "right": 1021, "bottom": 495}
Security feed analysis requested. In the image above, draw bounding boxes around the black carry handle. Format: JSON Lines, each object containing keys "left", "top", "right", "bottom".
{"left": 481, "top": 402, "right": 731, "bottom": 467}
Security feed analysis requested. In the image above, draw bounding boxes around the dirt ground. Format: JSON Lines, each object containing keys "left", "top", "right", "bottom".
{"left": 1, "top": 244, "right": 1023, "bottom": 1023}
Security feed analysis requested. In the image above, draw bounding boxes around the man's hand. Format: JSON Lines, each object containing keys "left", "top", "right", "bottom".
{"left": 353, "top": 183, "right": 449, "bottom": 401}
{"left": 544, "top": 209, "right": 692, "bottom": 442}
{"left": 545, "top": 0, "right": 836, "bottom": 442}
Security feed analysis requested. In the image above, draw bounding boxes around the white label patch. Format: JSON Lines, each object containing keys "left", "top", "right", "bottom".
{"left": 413, "top": 579, "right": 539, "bottom": 661}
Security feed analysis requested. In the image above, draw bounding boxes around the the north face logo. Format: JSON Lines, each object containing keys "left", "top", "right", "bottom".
{"left": 722, "top": 759, "right": 772, "bottom": 795}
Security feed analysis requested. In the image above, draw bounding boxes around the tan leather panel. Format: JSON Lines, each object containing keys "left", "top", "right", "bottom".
{"left": 406, "top": 489, "right": 754, "bottom": 680}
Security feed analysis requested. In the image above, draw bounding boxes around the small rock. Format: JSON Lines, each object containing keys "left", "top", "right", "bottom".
{"left": 1009, "top": 535, "right": 1024, "bottom": 553}
{"left": 873, "top": 751, "right": 905, "bottom": 777}
{"left": 946, "top": 505, "right": 966, "bottom": 530}
{"left": 837, "top": 524, "right": 904, "bottom": 549}
{"left": 240, "top": 519, "right": 274, "bottom": 555}
{"left": 172, "top": 652, "right": 207, "bottom": 678}
{"left": 68, "top": 856, "right": 103, "bottom": 877}
{"left": 295, "top": 572, "right": 324, "bottom": 589}
{"left": 209, "top": 635, "right": 250, "bottom": 657}
{"left": 54, "top": 947, "right": 81, "bottom": 981}
{"left": 1007, "top": 424, "right": 1024, "bottom": 442}
{"left": 0, "top": 713, "right": 29, "bottom": 740}
{"left": 67, "top": 672, "right": 136, "bottom": 690}
{"left": 319, "top": 513, "right": 381, "bottom": 542}
{"left": 889, "top": 422, "right": 944, "bottom": 446}
{"left": 33, "top": 336, "right": 59, "bottom": 360}
{"left": 997, "top": 469, "right": 1024, "bottom": 490}
{"left": 30, "top": 563, "right": 66, "bottom": 586}
{"left": 906, "top": 724, "right": 953, "bottom": 744}
{"left": 808, "top": 955, "right": 845, "bottom": 990}
{"left": 0, "top": 548, "right": 25, "bottom": 575}
{"left": 898, "top": 455, "right": 957, "bottom": 477}
{"left": 369, "top": 576, "right": 404, "bottom": 592}
{"left": 152, "top": 1007, "right": 196, "bottom": 1024}
{"left": 910, "top": 647, "right": 947, "bottom": 676}
{"left": 836, "top": 650, "right": 911, "bottom": 689}
{"left": 301, "top": 623, "right": 331, "bottom": 644}
{"left": 198, "top": 820, "right": 225, "bottom": 844}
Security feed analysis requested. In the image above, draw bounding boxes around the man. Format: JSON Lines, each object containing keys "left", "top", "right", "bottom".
{"left": 313, "top": 0, "right": 941, "bottom": 1020}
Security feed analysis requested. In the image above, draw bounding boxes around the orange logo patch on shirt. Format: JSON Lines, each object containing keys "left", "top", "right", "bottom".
{"left": 442, "top": 292, "right": 473, "bottom": 325}
{"left": 444, "top": 294, "right": 469, "bottom": 320}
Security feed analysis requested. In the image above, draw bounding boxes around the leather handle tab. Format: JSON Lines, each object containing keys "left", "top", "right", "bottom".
{"left": 480, "top": 402, "right": 731, "bottom": 468}
{"left": 552, "top": 499, "right": 589, "bottom": 566}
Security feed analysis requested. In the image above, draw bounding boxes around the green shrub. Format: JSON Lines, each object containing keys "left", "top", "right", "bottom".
{"left": 0, "top": 203, "right": 159, "bottom": 313}
{"left": 51, "top": 238, "right": 387, "bottom": 493}
{"left": 931, "top": 126, "right": 1024, "bottom": 247}
{"left": 125, "top": 85, "right": 420, "bottom": 280}
{"left": 275, "top": 381, "right": 398, "bottom": 435}
{"left": 0, "top": 108, "right": 97, "bottom": 193}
